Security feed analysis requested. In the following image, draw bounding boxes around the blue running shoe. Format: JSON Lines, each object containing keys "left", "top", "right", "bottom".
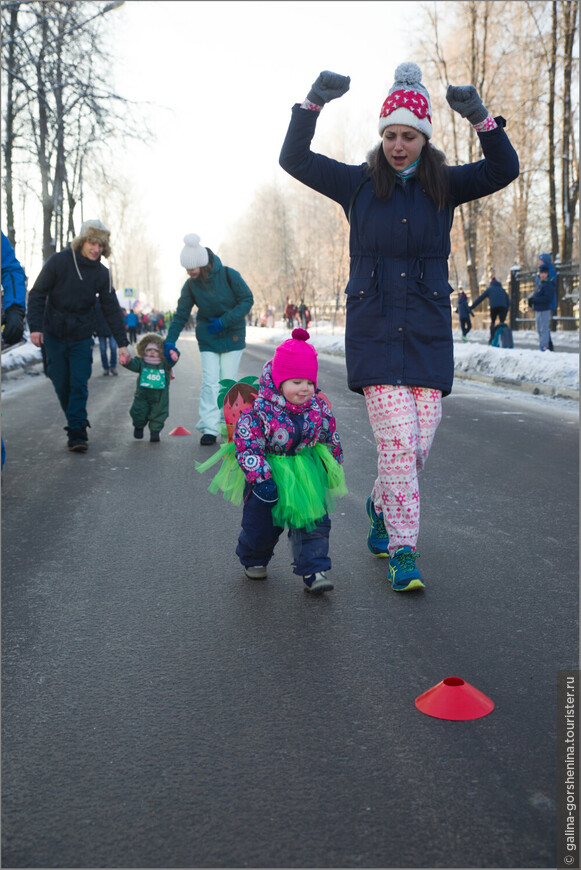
{"left": 388, "top": 547, "right": 425, "bottom": 591}
{"left": 366, "top": 496, "right": 389, "bottom": 557}
{"left": 303, "top": 572, "right": 334, "bottom": 594}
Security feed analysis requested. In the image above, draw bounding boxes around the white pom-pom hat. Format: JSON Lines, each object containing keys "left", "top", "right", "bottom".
{"left": 378, "top": 62, "right": 433, "bottom": 139}
{"left": 180, "top": 233, "right": 209, "bottom": 270}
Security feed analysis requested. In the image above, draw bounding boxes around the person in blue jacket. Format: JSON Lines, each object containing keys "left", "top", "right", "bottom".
{"left": 279, "top": 62, "right": 519, "bottom": 592}
{"left": 528, "top": 264, "right": 555, "bottom": 351}
{"left": 1, "top": 231, "right": 27, "bottom": 348}
{"left": 455, "top": 290, "right": 474, "bottom": 341}
{"left": 536, "top": 252, "right": 557, "bottom": 350}
{"left": 470, "top": 275, "right": 510, "bottom": 344}
{"left": 164, "top": 233, "right": 254, "bottom": 446}
{"left": 1, "top": 231, "right": 28, "bottom": 470}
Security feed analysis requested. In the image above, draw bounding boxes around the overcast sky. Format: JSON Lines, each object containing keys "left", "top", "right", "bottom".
{"left": 96, "top": 0, "right": 423, "bottom": 305}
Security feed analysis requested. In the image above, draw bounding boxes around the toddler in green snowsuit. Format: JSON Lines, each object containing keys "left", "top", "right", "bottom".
{"left": 120, "top": 332, "right": 178, "bottom": 442}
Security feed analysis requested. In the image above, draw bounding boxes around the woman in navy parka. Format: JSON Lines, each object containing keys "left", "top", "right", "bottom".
{"left": 279, "top": 62, "right": 519, "bottom": 592}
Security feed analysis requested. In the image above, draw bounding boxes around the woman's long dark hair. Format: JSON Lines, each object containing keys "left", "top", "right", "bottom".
{"left": 366, "top": 139, "right": 449, "bottom": 210}
{"left": 197, "top": 250, "right": 213, "bottom": 283}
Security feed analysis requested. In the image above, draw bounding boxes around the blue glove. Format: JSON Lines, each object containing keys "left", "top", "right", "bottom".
{"left": 253, "top": 480, "right": 279, "bottom": 504}
{"left": 163, "top": 341, "right": 178, "bottom": 362}
{"left": 207, "top": 317, "right": 224, "bottom": 334}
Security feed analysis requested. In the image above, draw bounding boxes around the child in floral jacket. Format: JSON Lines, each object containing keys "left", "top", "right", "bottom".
{"left": 199, "top": 329, "right": 346, "bottom": 594}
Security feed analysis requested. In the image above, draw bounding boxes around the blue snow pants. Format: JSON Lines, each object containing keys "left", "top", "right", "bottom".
{"left": 236, "top": 484, "right": 332, "bottom": 576}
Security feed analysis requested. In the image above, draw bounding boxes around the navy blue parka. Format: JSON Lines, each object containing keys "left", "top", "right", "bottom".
{"left": 279, "top": 106, "right": 519, "bottom": 396}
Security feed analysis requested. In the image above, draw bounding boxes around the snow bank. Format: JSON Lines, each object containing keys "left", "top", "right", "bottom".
{"left": 2, "top": 324, "right": 578, "bottom": 394}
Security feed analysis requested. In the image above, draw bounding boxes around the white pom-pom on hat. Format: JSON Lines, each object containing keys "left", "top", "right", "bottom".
{"left": 180, "top": 233, "right": 209, "bottom": 270}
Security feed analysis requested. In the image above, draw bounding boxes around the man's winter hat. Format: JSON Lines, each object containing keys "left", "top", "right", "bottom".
{"left": 378, "top": 62, "right": 433, "bottom": 139}
{"left": 271, "top": 328, "right": 318, "bottom": 390}
{"left": 180, "top": 233, "right": 209, "bottom": 270}
{"left": 73, "top": 218, "right": 111, "bottom": 258}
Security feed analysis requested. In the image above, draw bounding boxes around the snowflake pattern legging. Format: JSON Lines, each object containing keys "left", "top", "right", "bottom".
{"left": 363, "top": 385, "right": 442, "bottom": 555}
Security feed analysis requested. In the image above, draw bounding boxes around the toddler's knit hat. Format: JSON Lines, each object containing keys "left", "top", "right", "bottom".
{"left": 180, "top": 233, "right": 209, "bottom": 270}
{"left": 378, "top": 62, "right": 432, "bottom": 140}
{"left": 271, "top": 328, "right": 318, "bottom": 390}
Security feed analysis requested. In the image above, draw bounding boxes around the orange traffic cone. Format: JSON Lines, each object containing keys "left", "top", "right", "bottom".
{"left": 169, "top": 426, "right": 191, "bottom": 436}
{"left": 415, "top": 677, "right": 494, "bottom": 721}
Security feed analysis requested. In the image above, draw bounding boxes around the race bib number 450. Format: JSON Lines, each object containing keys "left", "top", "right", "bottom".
{"left": 140, "top": 367, "right": 166, "bottom": 389}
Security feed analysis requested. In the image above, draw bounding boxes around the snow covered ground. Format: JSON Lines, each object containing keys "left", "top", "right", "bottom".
{"left": 2, "top": 324, "right": 579, "bottom": 399}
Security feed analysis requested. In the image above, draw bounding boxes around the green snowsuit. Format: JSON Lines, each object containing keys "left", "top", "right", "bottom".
{"left": 122, "top": 357, "right": 176, "bottom": 432}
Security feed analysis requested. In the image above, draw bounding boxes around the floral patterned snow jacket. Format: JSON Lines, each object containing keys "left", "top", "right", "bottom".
{"left": 234, "top": 360, "right": 343, "bottom": 486}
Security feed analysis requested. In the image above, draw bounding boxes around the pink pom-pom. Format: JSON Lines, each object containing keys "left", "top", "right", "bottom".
{"left": 291, "top": 328, "right": 310, "bottom": 341}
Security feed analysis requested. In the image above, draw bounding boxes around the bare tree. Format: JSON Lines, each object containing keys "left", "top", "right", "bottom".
{"left": 1, "top": 0, "right": 144, "bottom": 263}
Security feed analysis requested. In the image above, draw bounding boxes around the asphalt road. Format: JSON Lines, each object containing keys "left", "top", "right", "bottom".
{"left": 2, "top": 336, "right": 579, "bottom": 869}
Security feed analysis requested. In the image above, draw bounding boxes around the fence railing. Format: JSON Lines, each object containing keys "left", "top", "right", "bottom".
{"left": 509, "top": 263, "right": 579, "bottom": 331}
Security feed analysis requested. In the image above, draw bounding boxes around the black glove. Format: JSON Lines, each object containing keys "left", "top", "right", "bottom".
{"left": 446, "top": 85, "right": 489, "bottom": 125}
{"left": 307, "top": 70, "right": 351, "bottom": 106}
{"left": 2, "top": 304, "right": 25, "bottom": 345}
{"left": 253, "top": 480, "right": 279, "bottom": 504}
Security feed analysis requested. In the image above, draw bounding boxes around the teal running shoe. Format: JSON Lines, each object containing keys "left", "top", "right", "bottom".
{"left": 366, "top": 496, "right": 389, "bottom": 557}
{"left": 388, "top": 546, "right": 425, "bottom": 592}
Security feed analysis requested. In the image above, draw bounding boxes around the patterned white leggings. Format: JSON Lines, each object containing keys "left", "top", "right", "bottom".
{"left": 363, "top": 385, "right": 442, "bottom": 555}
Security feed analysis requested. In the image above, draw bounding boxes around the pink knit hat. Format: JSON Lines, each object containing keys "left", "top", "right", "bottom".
{"left": 271, "top": 328, "right": 318, "bottom": 390}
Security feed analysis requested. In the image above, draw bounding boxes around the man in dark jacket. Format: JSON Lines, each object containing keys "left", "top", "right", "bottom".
{"left": 470, "top": 276, "right": 510, "bottom": 344}
{"left": 27, "top": 219, "right": 129, "bottom": 451}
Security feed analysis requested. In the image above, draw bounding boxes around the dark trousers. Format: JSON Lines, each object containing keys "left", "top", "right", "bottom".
{"left": 489, "top": 306, "right": 508, "bottom": 343}
{"left": 236, "top": 486, "right": 332, "bottom": 576}
{"left": 43, "top": 334, "right": 93, "bottom": 428}
{"left": 460, "top": 317, "right": 472, "bottom": 337}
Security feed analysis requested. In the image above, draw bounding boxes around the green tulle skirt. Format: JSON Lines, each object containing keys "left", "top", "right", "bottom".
{"left": 196, "top": 442, "right": 347, "bottom": 531}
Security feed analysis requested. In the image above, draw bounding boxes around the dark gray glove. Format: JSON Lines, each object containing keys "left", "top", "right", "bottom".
{"left": 253, "top": 480, "right": 279, "bottom": 504}
{"left": 307, "top": 70, "right": 350, "bottom": 106}
{"left": 2, "top": 303, "right": 25, "bottom": 345}
{"left": 446, "top": 85, "right": 489, "bottom": 125}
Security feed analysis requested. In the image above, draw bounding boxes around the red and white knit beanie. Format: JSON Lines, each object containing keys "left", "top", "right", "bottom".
{"left": 271, "top": 328, "right": 318, "bottom": 390}
{"left": 378, "top": 62, "right": 432, "bottom": 140}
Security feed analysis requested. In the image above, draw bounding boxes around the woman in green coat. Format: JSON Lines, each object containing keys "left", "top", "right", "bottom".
{"left": 164, "top": 234, "right": 254, "bottom": 445}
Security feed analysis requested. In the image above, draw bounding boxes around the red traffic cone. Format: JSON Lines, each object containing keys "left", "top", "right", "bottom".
{"left": 415, "top": 677, "right": 494, "bottom": 721}
{"left": 169, "top": 426, "right": 191, "bottom": 436}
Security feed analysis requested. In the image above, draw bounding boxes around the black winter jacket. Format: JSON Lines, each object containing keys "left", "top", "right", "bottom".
{"left": 27, "top": 246, "right": 126, "bottom": 345}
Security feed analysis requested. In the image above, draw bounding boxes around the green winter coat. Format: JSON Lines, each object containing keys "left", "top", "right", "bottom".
{"left": 122, "top": 357, "right": 176, "bottom": 430}
{"left": 166, "top": 250, "right": 253, "bottom": 353}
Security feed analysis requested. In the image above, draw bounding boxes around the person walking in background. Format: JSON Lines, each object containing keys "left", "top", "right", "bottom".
{"left": 1, "top": 231, "right": 27, "bottom": 349}
{"left": 198, "top": 329, "right": 346, "bottom": 594}
{"left": 95, "top": 298, "right": 120, "bottom": 376}
{"left": 27, "top": 219, "right": 129, "bottom": 452}
{"left": 284, "top": 297, "right": 296, "bottom": 329}
{"left": 279, "top": 62, "right": 519, "bottom": 591}
{"left": 536, "top": 253, "right": 557, "bottom": 350}
{"left": 456, "top": 290, "right": 474, "bottom": 341}
{"left": 470, "top": 274, "right": 510, "bottom": 345}
{"left": 528, "top": 264, "right": 555, "bottom": 351}
{"left": 125, "top": 307, "right": 139, "bottom": 344}
{"left": 120, "top": 332, "right": 179, "bottom": 442}
{"left": 164, "top": 234, "right": 254, "bottom": 446}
